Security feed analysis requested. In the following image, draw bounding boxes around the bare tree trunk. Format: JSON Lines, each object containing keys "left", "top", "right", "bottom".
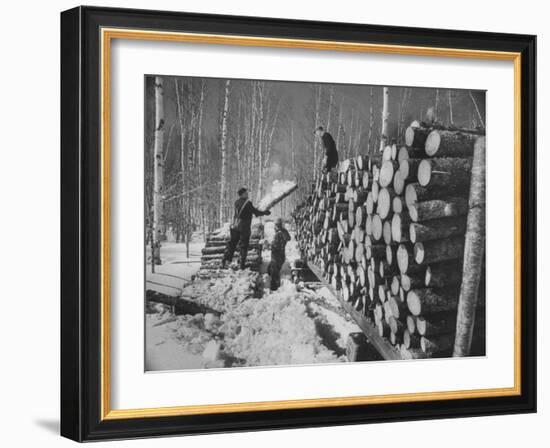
{"left": 290, "top": 124, "right": 296, "bottom": 181}
{"left": 219, "top": 79, "right": 231, "bottom": 227}
{"left": 336, "top": 98, "right": 344, "bottom": 149}
{"left": 448, "top": 90, "right": 454, "bottom": 126}
{"left": 152, "top": 76, "right": 165, "bottom": 270}
{"left": 379, "top": 87, "right": 389, "bottom": 153}
{"left": 468, "top": 91, "right": 485, "bottom": 128}
{"left": 313, "top": 86, "right": 322, "bottom": 178}
{"left": 326, "top": 86, "right": 334, "bottom": 133}
{"left": 434, "top": 89, "right": 440, "bottom": 122}
{"left": 197, "top": 81, "right": 207, "bottom": 242}
{"left": 367, "top": 86, "right": 374, "bottom": 155}
{"left": 453, "top": 137, "right": 486, "bottom": 356}
{"left": 256, "top": 83, "right": 265, "bottom": 202}
{"left": 348, "top": 109, "right": 355, "bottom": 159}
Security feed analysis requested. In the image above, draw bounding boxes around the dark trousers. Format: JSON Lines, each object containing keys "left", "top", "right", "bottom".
{"left": 224, "top": 227, "right": 251, "bottom": 268}
{"left": 268, "top": 258, "right": 284, "bottom": 290}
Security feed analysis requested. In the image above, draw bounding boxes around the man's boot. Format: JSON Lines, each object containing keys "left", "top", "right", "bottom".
{"left": 221, "top": 259, "right": 227, "bottom": 269}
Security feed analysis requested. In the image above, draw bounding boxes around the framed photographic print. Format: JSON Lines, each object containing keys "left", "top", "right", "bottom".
{"left": 60, "top": 6, "right": 536, "bottom": 442}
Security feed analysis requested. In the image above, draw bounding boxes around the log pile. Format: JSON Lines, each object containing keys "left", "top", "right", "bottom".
{"left": 293, "top": 121, "right": 485, "bottom": 359}
{"left": 197, "top": 223, "right": 264, "bottom": 278}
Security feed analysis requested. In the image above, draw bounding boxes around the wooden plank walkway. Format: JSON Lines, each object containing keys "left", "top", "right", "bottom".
{"left": 308, "top": 261, "right": 403, "bottom": 361}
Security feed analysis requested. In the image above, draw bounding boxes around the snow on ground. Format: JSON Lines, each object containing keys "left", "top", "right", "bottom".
{"left": 145, "top": 228, "right": 363, "bottom": 371}
{"left": 145, "top": 237, "right": 205, "bottom": 296}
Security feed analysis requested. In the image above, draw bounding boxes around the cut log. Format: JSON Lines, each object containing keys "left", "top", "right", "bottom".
{"left": 377, "top": 187, "right": 396, "bottom": 219}
{"left": 408, "top": 197, "right": 468, "bottom": 222}
{"left": 393, "top": 170, "right": 405, "bottom": 195}
{"left": 424, "top": 129, "right": 478, "bottom": 157}
{"left": 406, "top": 287, "right": 460, "bottom": 316}
{"left": 454, "top": 136, "right": 486, "bottom": 357}
{"left": 396, "top": 243, "right": 414, "bottom": 274}
{"left": 366, "top": 243, "right": 386, "bottom": 260}
{"left": 417, "top": 157, "right": 472, "bottom": 189}
{"left": 400, "top": 271, "right": 425, "bottom": 291}
{"left": 393, "top": 196, "right": 403, "bottom": 214}
{"left": 409, "top": 216, "right": 467, "bottom": 243}
{"left": 365, "top": 192, "right": 375, "bottom": 215}
{"left": 377, "top": 319, "right": 390, "bottom": 338}
{"left": 372, "top": 214, "right": 383, "bottom": 241}
{"left": 383, "top": 220, "right": 393, "bottom": 245}
{"left": 355, "top": 205, "right": 366, "bottom": 227}
{"left": 399, "top": 158, "right": 422, "bottom": 181}
{"left": 380, "top": 160, "right": 399, "bottom": 187}
{"left": 388, "top": 316, "right": 404, "bottom": 337}
{"left": 391, "top": 213, "right": 411, "bottom": 243}
{"left": 413, "top": 235, "right": 464, "bottom": 265}
{"left": 389, "top": 295, "right": 407, "bottom": 320}
{"left": 406, "top": 315, "right": 417, "bottom": 334}
{"left": 405, "top": 125, "right": 430, "bottom": 149}
{"left": 403, "top": 329, "right": 421, "bottom": 349}
{"left": 424, "top": 261, "right": 463, "bottom": 288}
{"left": 417, "top": 314, "right": 456, "bottom": 337}
{"left": 405, "top": 182, "right": 465, "bottom": 207}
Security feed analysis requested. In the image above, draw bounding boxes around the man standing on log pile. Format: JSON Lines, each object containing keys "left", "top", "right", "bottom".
{"left": 222, "top": 187, "right": 270, "bottom": 270}
{"left": 315, "top": 126, "right": 339, "bottom": 173}
{"left": 267, "top": 218, "right": 291, "bottom": 291}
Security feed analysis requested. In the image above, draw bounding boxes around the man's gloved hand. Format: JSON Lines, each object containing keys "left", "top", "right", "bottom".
{"left": 264, "top": 210, "right": 271, "bottom": 216}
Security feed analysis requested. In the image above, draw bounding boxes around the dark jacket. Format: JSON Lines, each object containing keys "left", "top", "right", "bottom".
{"left": 322, "top": 132, "right": 339, "bottom": 170}
{"left": 233, "top": 197, "right": 266, "bottom": 232}
{"left": 271, "top": 227, "right": 291, "bottom": 265}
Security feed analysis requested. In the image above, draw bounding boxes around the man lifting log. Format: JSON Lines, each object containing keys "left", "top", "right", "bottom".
{"left": 222, "top": 187, "right": 270, "bottom": 270}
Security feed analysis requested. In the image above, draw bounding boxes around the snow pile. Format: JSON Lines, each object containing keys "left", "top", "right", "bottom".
{"left": 257, "top": 180, "right": 297, "bottom": 211}
{"left": 180, "top": 270, "right": 261, "bottom": 313}
{"left": 147, "top": 276, "right": 353, "bottom": 369}
{"left": 221, "top": 282, "right": 340, "bottom": 366}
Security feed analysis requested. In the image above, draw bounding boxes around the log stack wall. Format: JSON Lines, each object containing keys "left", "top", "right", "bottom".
{"left": 293, "top": 122, "right": 486, "bottom": 359}
{"left": 198, "top": 223, "right": 264, "bottom": 277}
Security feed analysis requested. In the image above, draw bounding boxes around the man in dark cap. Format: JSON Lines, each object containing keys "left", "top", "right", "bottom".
{"left": 267, "top": 218, "right": 291, "bottom": 291}
{"left": 222, "top": 187, "right": 270, "bottom": 270}
{"left": 315, "top": 126, "right": 339, "bottom": 172}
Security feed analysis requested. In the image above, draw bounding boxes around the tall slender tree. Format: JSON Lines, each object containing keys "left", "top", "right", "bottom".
{"left": 379, "top": 87, "right": 389, "bottom": 152}
{"left": 219, "top": 79, "right": 231, "bottom": 226}
{"left": 152, "top": 76, "right": 165, "bottom": 269}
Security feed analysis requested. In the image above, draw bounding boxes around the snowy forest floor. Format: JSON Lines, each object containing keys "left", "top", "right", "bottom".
{"left": 145, "top": 227, "right": 362, "bottom": 371}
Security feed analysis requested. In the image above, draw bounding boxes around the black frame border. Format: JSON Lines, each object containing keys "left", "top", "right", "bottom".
{"left": 61, "top": 6, "right": 536, "bottom": 442}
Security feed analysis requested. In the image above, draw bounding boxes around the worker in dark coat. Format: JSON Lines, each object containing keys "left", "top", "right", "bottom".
{"left": 315, "top": 126, "right": 339, "bottom": 172}
{"left": 222, "top": 187, "right": 270, "bottom": 270}
{"left": 267, "top": 218, "right": 291, "bottom": 291}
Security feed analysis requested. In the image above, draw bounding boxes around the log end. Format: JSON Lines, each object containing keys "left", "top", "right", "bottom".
{"left": 413, "top": 242, "right": 425, "bottom": 264}
{"left": 417, "top": 159, "right": 432, "bottom": 186}
{"left": 406, "top": 290, "right": 421, "bottom": 316}
{"left": 396, "top": 243, "right": 409, "bottom": 274}
{"left": 425, "top": 130, "right": 441, "bottom": 156}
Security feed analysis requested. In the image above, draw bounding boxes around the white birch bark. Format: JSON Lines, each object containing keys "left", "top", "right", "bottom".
{"left": 367, "top": 86, "right": 374, "bottom": 154}
{"left": 219, "top": 79, "right": 231, "bottom": 226}
{"left": 379, "top": 87, "right": 389, "bottom": 153}
{"left": 152, "top": 76, "right": 165, "bottom": 264}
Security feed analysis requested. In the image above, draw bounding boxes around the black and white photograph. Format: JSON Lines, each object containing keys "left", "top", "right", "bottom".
{"left": 144, "top": 75, "right": 486, "bottom": 370}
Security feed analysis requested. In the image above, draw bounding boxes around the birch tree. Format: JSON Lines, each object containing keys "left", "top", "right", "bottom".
{"left": 379, "top": 87, "right": 389, "bottom": 153}
{"left": 367, "top": 86, "right": 374, "bottom": 154}
{"left": 219, "top": 79, "right": 231, "bottom": 226}
{"left": 152, "top": 76, "right": 165, "bottom": 269}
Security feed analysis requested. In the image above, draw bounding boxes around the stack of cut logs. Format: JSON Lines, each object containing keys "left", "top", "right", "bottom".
{"left": 293, "top": 121, "right": 485, "bottom": 359}
{"left": 198, "top": 223, "right": 264, "bottom": 278}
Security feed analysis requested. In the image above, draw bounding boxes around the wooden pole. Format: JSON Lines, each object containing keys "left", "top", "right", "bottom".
{"left": 453, "top": 137, "right": 486, "bottom": 356}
